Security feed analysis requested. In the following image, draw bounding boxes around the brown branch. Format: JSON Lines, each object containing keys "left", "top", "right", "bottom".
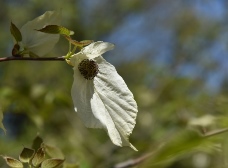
{"left": 113, "top": 153, "right": 152, "bottom": 168}
{"left": 0, "top": 56, "right": 65, "bottom": 62}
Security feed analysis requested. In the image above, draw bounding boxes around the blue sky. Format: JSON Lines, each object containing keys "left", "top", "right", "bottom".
{"left": 100, "top": 0, "right": 228, "bottom": 93}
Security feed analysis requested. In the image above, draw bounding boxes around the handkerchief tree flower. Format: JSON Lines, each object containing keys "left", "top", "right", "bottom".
{"left": 7, "top": 11, "right": 138, "bottom": 151}
{"left": 69, "top": 42, "right": 138, "bottom": 151}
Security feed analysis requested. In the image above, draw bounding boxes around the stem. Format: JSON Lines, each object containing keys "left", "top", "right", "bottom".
{"left": 69, "top": 41, "right": 71, "bottom": 52}
{"left": 114, "top": 153, "right": 152, "bottom": 168}
{"left": 71, "top": 45, "right": 77, "bottom": 54}
{"left": 0, "top": 56, "right": 65, "bottom": 62}
{"left": 204, "top": 128, "right": 228, "bottom": 137}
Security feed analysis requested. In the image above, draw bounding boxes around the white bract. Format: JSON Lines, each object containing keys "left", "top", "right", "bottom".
{"left": 20, "top": 11, "right": 61, "bottom": 56}
{"left": 70, "top": 42, "right": 138, "bottom": 151}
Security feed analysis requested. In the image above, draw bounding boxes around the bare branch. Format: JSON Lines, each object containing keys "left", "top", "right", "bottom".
{"left": 0, "top": 56, "right": 65, "bottom": 62}
{"left": 204, "top": 128, "right": 228, "bottom": 137}
{"left": 113, "top": 153, "right": 152, "bottom": 168}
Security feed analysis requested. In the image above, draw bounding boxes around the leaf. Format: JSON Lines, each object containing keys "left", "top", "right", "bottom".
{"left": 19, "top": 147, "right": 35, "bottom": 163}
{"left": 64, "top": 35, "right": 93, "bottom": 47}
{"left": 0, "top": 108, "right": 6, "bottom": 134}
{"left": 36, "top": 25, "right": 74, "bottom": 36}
{"left": 32, "top": 147, "right": 45, "bottom": 167}
{"left": 32, "top": 136, "right": 43, "bottom": 151}
{"left": 2, "top": 156, "right": 23, "bottom": 168}
{"left": 142, "top": 130, "right": 219, "bottom": 167}
{"left": 41, "top": 158, "right": 64, "bottom": 168}
{"left": 43, "top": 144, "right": 64, "bottom": 159}
{"left": 10, "top": 22, "right": 22, "bottom": 42}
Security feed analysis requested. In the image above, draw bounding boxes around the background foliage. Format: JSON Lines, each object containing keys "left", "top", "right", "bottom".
{"left": 0, "top": 0, "right": 228, "bottom": 167}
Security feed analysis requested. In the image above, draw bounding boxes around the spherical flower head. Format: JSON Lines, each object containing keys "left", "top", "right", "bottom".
{"left": 20, "top": 11, "right": 61, "bottom": 56}
{"left": 70, "top": 41, "right": 138, "bottom": 151}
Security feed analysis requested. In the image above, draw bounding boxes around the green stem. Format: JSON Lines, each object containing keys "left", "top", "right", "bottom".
{"left": 68, "top": 41, "right": 71, "bottom": 53}
{"left": 71, "top": 46, "right": 77, "bottom": 54}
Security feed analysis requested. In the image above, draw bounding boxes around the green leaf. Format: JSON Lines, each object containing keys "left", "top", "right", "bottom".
{"left": 0, "top": 109, "right": 6, "bottom": 134}
{"left": 32, "top": 147, "right": 45, "bottom": 167}
{"left": 64, "top": 35, "right": 93, "bottom": 47}
{"left": 41, "top": 158, "right": 64, "bottom": 168}
{"left": 2, "top": 156, "right": 23, "bottom": 168}
{"left": 19, "top": 147, "right": 35, "bottom": 163}
{"left": 32, "top": 136, "right": 43, "bottom": 151}
{"left": 10, "top": 22, "right": 22, "bottom": 42}
{"left": 36, "top": 25, "right": 74, "bottom": 36}
{"left": 142, "top": 130, "right": 217, "bottom": 167}
{"left": 43, "top": 144, "right": 64, "bottom": 159}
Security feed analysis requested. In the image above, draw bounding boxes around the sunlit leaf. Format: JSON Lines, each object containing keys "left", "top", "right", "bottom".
{"left": 41, "top": 158, "right": 64, "bottom": 168}
{"left": 19, "top": 147, "right": 35, "bottom": 163}
{"left": 2, "top": 156, "right": 23, "bottom": 168}
{"left": 32, "top": 147, "right": 45, "bottom": 167}
{"left": 10, "top": 22, "right": 22, "bottom": 42}
{"left": 36, "top": 25, "right": 74, "bottom": 36}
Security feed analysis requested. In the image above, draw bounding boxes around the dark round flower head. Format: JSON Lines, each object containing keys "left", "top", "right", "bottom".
{"left": 78, "top": 59, "right": 99, "bottom": 80}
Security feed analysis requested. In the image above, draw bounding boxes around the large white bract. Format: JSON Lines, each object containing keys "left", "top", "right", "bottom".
{"left": 70, "top": 41, "right": 138, "bottom": 151}
{"left": 20, "top": 11, "right": 61, "bottom": 56}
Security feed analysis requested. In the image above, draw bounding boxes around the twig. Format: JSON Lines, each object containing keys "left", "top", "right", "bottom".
{"left": 204, "top": 128, "right": 228, "bottom": 137}
{"left": 113, "top": 153, "right": 152, "bottom": 168}
{"left": 0, "top": 56, "right": 65, "bottom": 62}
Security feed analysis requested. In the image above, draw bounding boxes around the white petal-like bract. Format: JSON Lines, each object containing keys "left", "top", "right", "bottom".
{"left": 82, "top": 41, "right": 114, "bottom": 59}
{"left": 71, "top": 58, "right": 103, "bottom": 128}
{"left": 71, "top": 42, "right": 138, "bottom": 150}
{"left": 20, "top": 11, "right": 61, "bottom": 56}
{"left": 94, "top": 56, "right": 138, "bottom": 150}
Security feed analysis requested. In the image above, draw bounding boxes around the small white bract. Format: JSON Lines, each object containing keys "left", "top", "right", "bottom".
{"left": 70, "top": 41, "right": 138, "bottom": 151}
{"left": 20, "top": 11, "right": 61, "bottom": 56}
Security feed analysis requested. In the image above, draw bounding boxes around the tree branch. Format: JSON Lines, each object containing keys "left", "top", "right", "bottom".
{"left": 204, "top": 128, "right": 228, "bottom": 137}
{"left": 0, "top": 56, "right": 65, "bottom": 62}
{"left": 113, "top": 153, "right": 152, "bottom": 168}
